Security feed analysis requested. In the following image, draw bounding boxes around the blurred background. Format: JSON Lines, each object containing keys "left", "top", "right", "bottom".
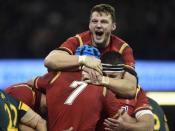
{"left": 0, "top": 0, "right": 175, "bottom": 130}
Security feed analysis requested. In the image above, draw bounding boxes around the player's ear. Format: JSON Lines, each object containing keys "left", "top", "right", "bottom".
{"left": 112, "top": 23, "right": 116, "bottom": 31}
{"left": 89, "top": 23, "right": 92, "bottom": 30}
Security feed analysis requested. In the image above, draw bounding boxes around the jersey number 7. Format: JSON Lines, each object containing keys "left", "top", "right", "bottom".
{"left": 64, "top": 81, "right": 87, "bottom": 105}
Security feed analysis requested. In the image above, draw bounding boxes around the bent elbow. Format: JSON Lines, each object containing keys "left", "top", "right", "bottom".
{"left": 128, "top": 84, "right": 137, "bottom": 98}
{"left": 44, "top": 57, "right": 51, "bottom": 68}
{"left": 44, "top": 56, "right": 56, "bottom": 70}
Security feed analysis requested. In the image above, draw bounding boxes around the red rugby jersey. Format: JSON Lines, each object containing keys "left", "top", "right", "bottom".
{"left": 96, "top": 87, "right": 151, "bottom": 131}
{"left": 58, "top": 31, "right": 135, "bottom": 68}
{"left": 35, "top": 71, "right": 120, "bottom": 131}
{"left": 5, "top": 83, "right": 40, "bottom": 110}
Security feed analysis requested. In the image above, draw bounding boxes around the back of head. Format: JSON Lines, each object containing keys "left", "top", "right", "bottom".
{"left": 101, "top": 51, "right": 138, "bottom": 82}
{"left": 90, "top": 4, "right": 116, "bottom": 23}
{"left": 101, "top": 51, "right": 125, "bottom": 74}
{"left": 75, "top": 45, "right": 101, "bottom": 59}
{"left": 101, "top": 51, "right": 123, "bottom": 65}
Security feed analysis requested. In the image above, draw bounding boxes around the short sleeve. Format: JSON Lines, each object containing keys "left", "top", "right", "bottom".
{"left": 58, "top": 37, "right": 79, "bottom": 55}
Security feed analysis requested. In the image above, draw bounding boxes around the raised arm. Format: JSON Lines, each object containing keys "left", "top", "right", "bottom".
{"left": 44, "top": 50, "right": 102, "bottom": 73}
{"left": 44, "top": 50, "right": 80, "bottom": 70}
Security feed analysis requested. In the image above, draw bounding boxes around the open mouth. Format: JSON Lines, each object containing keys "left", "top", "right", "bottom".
{"left": 95, "top": 31, "right": 104, "bottom": 37}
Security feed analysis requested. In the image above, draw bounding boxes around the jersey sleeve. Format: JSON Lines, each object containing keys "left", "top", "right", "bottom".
{"left": 34, "top": 72, "right": 58, "bottom": 93}
{"left": 122, "top": 46, "right": 135, "bottom": 69}
{"left": 134, "top": 89, "right": 152, "bottom": 115}
{"left": 5, "top": 84, "right": 36, "bottom": 109}
{"left": 18, "top": 101, "right": 30, "bottom": 119}
{"left": 102, "top": 89, "right": 120, "bottom": 117}
{"left": 58, "top": 37, "right": 79, "bottom": 55}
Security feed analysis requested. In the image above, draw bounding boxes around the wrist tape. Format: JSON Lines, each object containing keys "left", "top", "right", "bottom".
{"left": 21, "top": 109, "right": 41, "bottom": 128}
{"left": 102, "top": 76, "right": 110, "bottom": 86}
{"left": 78, "top": 56, "right": 86, "bottom": 65}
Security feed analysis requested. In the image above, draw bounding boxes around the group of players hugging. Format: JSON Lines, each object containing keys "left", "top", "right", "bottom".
{"left": 0, "top": 4, "right": 168, "bottom": 131}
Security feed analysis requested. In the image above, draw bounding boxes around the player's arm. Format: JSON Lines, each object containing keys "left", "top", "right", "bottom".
{"left": 20, "top": 108, "right": 47, "bottom": 131}
{"left": 104, "top": 111, "right": 154, "bottom": 131}
{"left": 44, "top": 37, "right": 79, "bottom": 70}
{"left": 83, "top": 66, "right": 137, "bottom": 98}
{"left": 19, "top": 103, "right": 47, "bottom": 131}
{"left": 19, "top": 124, "right": 36, "bottom": 131}
{"left": 102, "top": 71, "right": 137, "bottom": 98}
{"left": 44, "top": 50, "right": 80, "bottom": 70}
{"left": 30, "top": 72, "right": 57, "bottom": 92}
{"left": 44, "top": 50, "right": 102, "bottom": 73}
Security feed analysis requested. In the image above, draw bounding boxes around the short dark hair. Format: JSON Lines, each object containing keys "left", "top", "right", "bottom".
{"left": 101, "top": 51, "right": 138, "bottom": 80}
{"left": 101, "top": 51, "right": 123, "bottom": 65}
{"left": 90, "top": 4, "right": 116, "bottom": 23}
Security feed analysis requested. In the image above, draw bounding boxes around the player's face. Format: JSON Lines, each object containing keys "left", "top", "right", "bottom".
{"left": 105, "top": 71, "right": 123, "bottom": 79}
{"left": 89, "top": 11, "right": 116, "bottom": 48}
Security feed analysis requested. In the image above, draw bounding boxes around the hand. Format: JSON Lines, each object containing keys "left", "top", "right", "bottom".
{"left": 104, "top": 117, "right": 125, "bottom": 131}
{"left": 82, "top": 66, "right": 103, "bottom": 85}
{"left": 62, "top": 126, "right": 74, "bottom": 131}
{"left": 79, "top": 56, "right": 102, "bottom": 74}
{"left": 103, "top": 109, "right": 126, "bottom": 131}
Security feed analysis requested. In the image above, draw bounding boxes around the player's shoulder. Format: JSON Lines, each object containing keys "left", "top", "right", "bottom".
{"left": 68, "top": 30, "right": 90, "bottom": 40}
{"left": 6, "top": 83, "right": 32, "bottom": 89}
{"left": 148, "top": 97, "right": 164, "bottom": 112}
{"left": 110, "top": 34, "right": 131, "bottom": 52}
{"left": 111, "top": 34, "right": 127, "bottom": 44}
{"left": 5, "top": 83, "right": 33, "bottom": 95}
{"left": 62, "top": 31, "right": 90, "bottom": 48}
{"left": 2, "top": 91, "right": 20, "bottom": 108}
{"left": 78, "top": 30, "right": 91, "bottom": 38}
{"left": 148, "top": 97, "right": 159, "bottom": 105}
{"left": 0, "top": 89, "right": 6, "bottom": 99}
{"left": 76, "top": 30, "right": 91, "bottom": 44}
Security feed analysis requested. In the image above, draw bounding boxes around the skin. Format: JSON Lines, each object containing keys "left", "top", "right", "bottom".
{"left": 44, "top": 11, "right": 116, "bottom": 72}
{"left": 82, "top": 66, "right": 136, "bottom": 98}
{"left": 89, "top": 11, "right": 116, "bottom": 48}
{"left": 19, "top": 94, "right": 47, "bottom": 131}
{"left": 12, "top": 82, "right": 47, "bottom": 131}
{"left": 104, "top": 112, "right": 154, "bottom": 131}
{"left": 101, "top": 72, "right": 153, "bottom": 131}
{"left": 83, "top": 67, "right": 154, "bottom": 131}
{"left": 43, "top": 9, "right": 136, "bottom": 97}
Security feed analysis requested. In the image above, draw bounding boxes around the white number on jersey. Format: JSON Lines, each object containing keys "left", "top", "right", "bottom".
{"left": 64, "top": 81, "right": 87, "bottom": 105}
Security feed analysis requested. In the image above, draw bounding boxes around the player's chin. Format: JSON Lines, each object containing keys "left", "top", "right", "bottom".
{"left": 94, "top": 39, "right": 106, "bottom": 48}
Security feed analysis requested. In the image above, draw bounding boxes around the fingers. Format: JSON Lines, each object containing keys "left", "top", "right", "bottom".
{"left": 87, "top": 62, "right": 102, "bottom": 75}
{"left": 112, "top": 108, "right": 125, "bottom": 119}
{"left": 84, "top": 79, "right": 91, "bottom": 83}
{"left": 62, "top": 126, "right": 74, "bottom": 131}
{"left": 84, "top": 56, "right": 103, "bottom": 74}
{"left": 92, "top": 58, "right": 102, "bottom": 74}
{"left": 82, "top": 66, "right": 103, "bottom": 85}
{"left": 95, "top": 64, "right": 103, "bottom": 75}
{"left": 104, "top": 118, "right": 119, "bottom": 131}
{"left": 104, "top": 111, "right": 126, "bottom": 131}
{"left": 104, "top": 127, "right": 113, "bottom": 131}
{"left": 104, "top": 118, "right": 119, "bottom": 127}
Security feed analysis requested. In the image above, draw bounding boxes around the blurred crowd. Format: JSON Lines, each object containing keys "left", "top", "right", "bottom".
{"left": 0, "top": 0, "right": 175, "bottom": 59}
